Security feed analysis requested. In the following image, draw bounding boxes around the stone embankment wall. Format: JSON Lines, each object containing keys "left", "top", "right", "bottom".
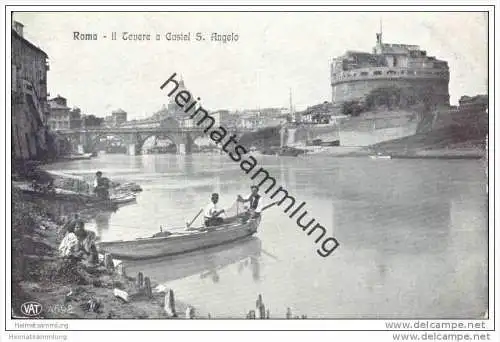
{"left": 332, "top": 77, "right": 449, "bottom": 106}
{"left": 418, "top": 105, "right": 488, "bottom": 136}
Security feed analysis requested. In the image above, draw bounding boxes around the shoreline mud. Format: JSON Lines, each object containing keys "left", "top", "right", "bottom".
{"left": 11, "top": 186, "right": 192, "bottom": 319}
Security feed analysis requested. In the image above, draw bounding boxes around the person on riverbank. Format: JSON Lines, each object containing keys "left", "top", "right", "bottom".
{"left": 58, "top": 224, "right": 80, "bottom": 259}
{"left": 204, "top": 193, "right": 225, "bottom": 227}
{"left": 237, "top": 185, "right": 262, "bottom": 218}
{"left": 74, "top": 222, "right": 99, "bottom": 264}
{"left": 93, "top": 171, "right": 110, "bottom": 200}
{"left": 63, "top": 214, "right": 84, "bottom": 235}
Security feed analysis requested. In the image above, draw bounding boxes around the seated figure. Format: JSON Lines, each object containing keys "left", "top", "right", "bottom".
{"left": 204, "top": 193, "right": 226, "bottom": 227}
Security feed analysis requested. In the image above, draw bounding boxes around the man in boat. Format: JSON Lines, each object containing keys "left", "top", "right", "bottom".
{"left": 204, "top": 193, "right": 226, "bottom": 227}
{"left": 237, "top": 185, "right": 262, "bottom": 219}
{"left": 93, "top": 171, "right": 110, "bottom": 200}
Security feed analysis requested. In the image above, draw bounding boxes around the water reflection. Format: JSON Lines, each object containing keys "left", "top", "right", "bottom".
{"left": 124, "top": 237, "right": 262, "bottom": 284}
{"left": 93, "top": 211, "right": 112, "bottom": 235}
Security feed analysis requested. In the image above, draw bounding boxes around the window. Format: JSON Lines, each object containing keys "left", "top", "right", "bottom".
{"left": 373, "top": 71, "right": 382, "bottom": 76}
{"left": 360, "top": 72, "right": 368, "bottom": 76}
{"left": 387, "top": 70, "right": 397, "bottom": 75}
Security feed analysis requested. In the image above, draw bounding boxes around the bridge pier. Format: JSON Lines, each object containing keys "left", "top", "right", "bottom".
{"left": 78, "top": 131, "right": 89, "bottom": 153}
{"left": 175, "top": 133, "right": 194, "bottom": 155}
{"left": 127, "top": 143, "right": 138, "bottom": 156}
{"left": 177, "top": 143, "right": 186, "bottom": 155}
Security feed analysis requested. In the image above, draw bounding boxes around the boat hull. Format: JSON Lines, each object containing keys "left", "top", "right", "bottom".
{"left": 14, "top": 183, "right": 130, "bottom": 209}
{"left": 97, "top": 217, "right": 261, "bottom": 260}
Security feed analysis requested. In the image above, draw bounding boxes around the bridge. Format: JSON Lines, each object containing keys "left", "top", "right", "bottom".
{"left": 56, "top": 124, "right": 256, "bottom": 155}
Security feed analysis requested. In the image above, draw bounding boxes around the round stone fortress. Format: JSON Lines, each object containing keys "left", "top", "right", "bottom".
{"left": 331, "top": 31, "right": 450, "bottom": 106}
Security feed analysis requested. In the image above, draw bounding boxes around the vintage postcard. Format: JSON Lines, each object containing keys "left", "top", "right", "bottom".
{"left": 2, "top": 2, "right": 497, "bottom": 341}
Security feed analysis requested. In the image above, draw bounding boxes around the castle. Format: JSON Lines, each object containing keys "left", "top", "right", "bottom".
{"left": 330, "top": 29, "right": 450, "bottom": 107}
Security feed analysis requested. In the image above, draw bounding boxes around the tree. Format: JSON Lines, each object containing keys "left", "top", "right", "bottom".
{"left": 83, "top": 115, "right": 104, "bottom": 127}
{"left": 342, "top": 100, "right": 363, "bottom": 116}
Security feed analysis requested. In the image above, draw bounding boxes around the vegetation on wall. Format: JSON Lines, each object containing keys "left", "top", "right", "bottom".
{"left": 83, "top": 114, "right": 104, "bottom": 127}
{"left": 341, "top": 86, "right": 437, "bottom": 116}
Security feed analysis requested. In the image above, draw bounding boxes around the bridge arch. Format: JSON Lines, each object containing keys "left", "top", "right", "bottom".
{"left": 84, "top": 132, "right": 128, "bottom": 154}
{"left": 139, "top": 134, "right": 179, "bottom": 154}
{"left": 135, "top": 130, "right": 205, "bottom": 155}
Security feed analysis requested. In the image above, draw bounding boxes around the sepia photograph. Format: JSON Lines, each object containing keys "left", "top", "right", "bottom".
{"left": 3, "top": 3, "right": 496, "bottom": 340}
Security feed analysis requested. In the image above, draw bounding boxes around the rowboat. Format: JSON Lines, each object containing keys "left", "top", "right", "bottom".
{"left": 14, "top": 182, "right": 135, "bottom": 207}
{"left": 369, "top": 152, "right": 392, "bottom": 160}
{"left": 60, "top": 153, "right": 93, "bottom": 161}
{"left": 97, "top": 216, "right": 261, "bottom": 260}
{"left": 110, "top": 192, "right": 137, "bottom": 205}
{"left": 369, "top": 155, "right": 391, "bottom": 160}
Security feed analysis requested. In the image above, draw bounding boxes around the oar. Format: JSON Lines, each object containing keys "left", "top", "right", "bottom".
{"left": 187, "top": 208, "right": 204, "bottom": 228}
{"left": 260, "top": 201, "right": 279, "bottom": 212}
{"left": 261, "top": 249, "right": 280, "bottom": 261}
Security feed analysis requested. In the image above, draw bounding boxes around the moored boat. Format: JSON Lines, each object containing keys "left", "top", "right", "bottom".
{"left": 109, "top": 192, "right": 137, "bottom": 204}
{"left": 97, "top": 216, "right": 261, "bottom": 260}
{"left": 60, "top": 153, "right": 93, "bottom": 161}
{"left": 369, "top": 154, "right": 392, "bottom": 160}
{"left": 14, "top": 182, "right": 135, "bottom": 207}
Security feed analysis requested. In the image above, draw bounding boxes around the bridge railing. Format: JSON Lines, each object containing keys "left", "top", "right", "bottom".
{"left": 55, "top": 125, "right": 260, "bottom": 135}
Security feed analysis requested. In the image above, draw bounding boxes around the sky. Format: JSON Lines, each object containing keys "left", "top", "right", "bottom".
{"left": 13, "top": 12, "right": 488, "bottom": 120}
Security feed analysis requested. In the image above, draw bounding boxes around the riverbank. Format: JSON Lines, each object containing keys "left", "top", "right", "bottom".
{"left": 298, "top": 145, "right": 484, "bottom": 159}
{"left": 11, "top": 187, "right": 192, "bottom": 319}
{"left": 360, "top": 124, "right": 486, "bottom": 159}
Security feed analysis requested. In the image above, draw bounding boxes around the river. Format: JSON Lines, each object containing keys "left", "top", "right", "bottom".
{"left": 43, "top": 153, "right": 488, "bottom": 319}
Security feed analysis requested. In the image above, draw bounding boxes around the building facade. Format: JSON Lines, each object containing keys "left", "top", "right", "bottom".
{"left": 48, "top": 95, "right": 70, "bottom": 130}
{"left": 48, "top": 96, "right": 83, "bottom": 130}
{"left": 104, "top": 108, "right": 128, "bottom": 127}
{"left": 11, "top": 21, "right": 50, "bottom": 160}
{"left": 330, "top": 31, "right": 450, "bottom": 107}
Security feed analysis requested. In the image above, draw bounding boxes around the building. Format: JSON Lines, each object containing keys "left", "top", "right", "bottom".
{"left": 104, "top": 108, "right": 128, "bottom": 127}
{"left": 47, "top": 96, "right": 83, "bottom": 130}
{"left": 458, "top": 95, "right": 488, "bottom": 111}
{"left": 299, "top": 102, "right": 336, "bottom": 124}
{"left": 11, "top": 20, "right": 50, "bottom": 160}
{"left": 111, "top": 108, "right": 127, "bottom": 126}
{"left": 69, "top": 108, "right": 83, "bottom": 129}
{"left": 330, "top": 29, "right": 450, "bottom": 107}
{"left": 47, "top": 95, "right": 70, "bottom": 130}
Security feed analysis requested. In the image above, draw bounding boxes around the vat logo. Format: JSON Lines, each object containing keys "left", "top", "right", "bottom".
{"left": 20, "top": 302, "right": 42, "bottom": 317}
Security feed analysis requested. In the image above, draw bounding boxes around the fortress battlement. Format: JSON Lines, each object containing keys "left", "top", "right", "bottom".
{"left": 330, "top": 31, "right": 450, "bottom": 106}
